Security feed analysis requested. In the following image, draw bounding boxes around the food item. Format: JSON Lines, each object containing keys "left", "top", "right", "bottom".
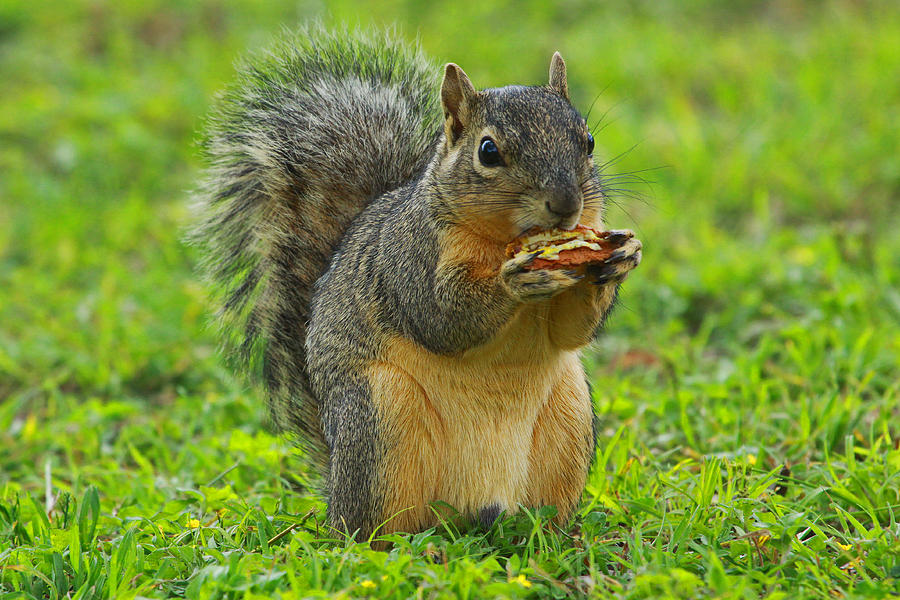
{"left": 505, "top": 225, "right": 631, "bottom": 270}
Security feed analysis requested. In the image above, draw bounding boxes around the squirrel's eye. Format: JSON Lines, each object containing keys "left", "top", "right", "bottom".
{"left": 587, "top": 132, "right": 595, "bottom": 156}
{"left": 478, "top": 137, "right": 503, "bottom": 167}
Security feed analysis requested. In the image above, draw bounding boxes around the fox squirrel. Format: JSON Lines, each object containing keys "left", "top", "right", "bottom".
{"left": 191, "top": 27, "right": 642, "bottom": 541}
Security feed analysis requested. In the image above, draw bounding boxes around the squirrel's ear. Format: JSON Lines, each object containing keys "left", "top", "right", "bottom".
{"left": 441, "top": 63, "right": 476, "bottom": 144}
{"left": 548, "top": 51, "right": 569, "bottom": 101}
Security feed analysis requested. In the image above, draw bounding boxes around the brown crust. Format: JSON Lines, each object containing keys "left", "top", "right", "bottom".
{"left": 529, "top": 246, "right": 616, "bottom": 270}
{"left": 506, "top": 226, "right": 629, "bottom": 271}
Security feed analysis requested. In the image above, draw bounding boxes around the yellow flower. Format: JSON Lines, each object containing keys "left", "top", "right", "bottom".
{"left": 789, "top": 246, "right": 816, "bottom": 267}
{"left": 757, "top": 534, "right": 770, "bottom": 545}
{"left": 359, "top": 580, "right": 376, "bottom": 590}
{"left": 836, "top": 542, "right": 852, "bottom": 551}
{"left": 23, "top": 414, "right": 37, "bottom": 439}
{"left": 381, "top": 575, "right": 389, "bottom": 581}
{"left": 187, "top": 519, "right": 201, "bottom": 528}
{"left": 509, "top": 574, "right": 532, "bottom": 588}
{"left": 747, "top": 454, "right": 757, "bottom": 466}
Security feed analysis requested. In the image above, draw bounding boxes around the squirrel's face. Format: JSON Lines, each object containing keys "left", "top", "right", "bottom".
{"left": 435, "top": 53, "right": 604, "bottom": 241}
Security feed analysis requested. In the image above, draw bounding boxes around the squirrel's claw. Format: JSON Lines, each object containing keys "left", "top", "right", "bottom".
{"left": 604, "top": 229, "right": 634, "bottom": 246}
{"left": 588, "top": 237, "right": 642, "bottom": 285}
{"left": 500, "top": 254, "right": 583, "bottom": 303}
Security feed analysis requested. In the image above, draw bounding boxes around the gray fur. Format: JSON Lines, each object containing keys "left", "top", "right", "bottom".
{"left": 478, "top": 503, "right": 502, "bottom": 529}
{"left": 309, "top": 84, "right": 600, "bottom": 359}
{"left": 190, "top": 27, "right": 442, "bottom": 473}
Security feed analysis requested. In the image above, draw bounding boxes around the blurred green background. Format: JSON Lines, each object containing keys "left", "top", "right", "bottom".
{"left": 1, "top": 0, "right": 898, "bottom": 596}
{"left": 2, "top": 0, "right": 897, "bottom": 404}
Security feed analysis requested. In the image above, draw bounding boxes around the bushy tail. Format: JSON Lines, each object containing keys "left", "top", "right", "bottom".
{"left": 190, "top": 27, "right": 442, "bottom": 470}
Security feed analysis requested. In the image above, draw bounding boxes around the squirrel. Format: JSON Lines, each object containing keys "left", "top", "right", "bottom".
{"left": 191, "top": 27, "right": 642, "bottom": 542}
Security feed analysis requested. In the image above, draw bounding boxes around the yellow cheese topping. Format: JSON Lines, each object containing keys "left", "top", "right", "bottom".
{"left": 531, "top": 239, "right": 604, "bottom": 261}
{"left": 519, "top": 228, "right": 602, "bottom": 252}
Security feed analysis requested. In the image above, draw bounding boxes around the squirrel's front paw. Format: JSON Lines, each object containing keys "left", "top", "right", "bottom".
{"left": 500, "top": 252, "right": 584, "bottom": 303}
{"left": 586, "top": 235, "right": 643, "bottom": 286}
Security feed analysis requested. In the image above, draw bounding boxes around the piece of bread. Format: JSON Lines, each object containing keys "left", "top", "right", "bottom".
{"left": 505, "top": 225, "right": 631, "bottom": 270}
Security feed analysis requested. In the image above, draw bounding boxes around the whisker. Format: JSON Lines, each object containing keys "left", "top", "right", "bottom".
{"left": 583, "top": 85, "right": 610, "bottom": 123}
{"left": 600, "top": 165, "right": 666, "bottom": 178}
{"left": 590, "top": 99, "right": 623, "bottom": 134}
{"left": 596, "top": 144, "right": 641, "bottom": 171}
{"left": 606, "top": 201, "right": 644, "bottom": 233}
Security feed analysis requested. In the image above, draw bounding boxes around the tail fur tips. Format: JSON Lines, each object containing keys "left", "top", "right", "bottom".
{"left": 189, "top": 27, "right": 442, "bottom": 471}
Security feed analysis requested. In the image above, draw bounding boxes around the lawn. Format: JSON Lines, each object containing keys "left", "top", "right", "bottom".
{"left": 1, "top": 0, "right": 899, "bottom": 598}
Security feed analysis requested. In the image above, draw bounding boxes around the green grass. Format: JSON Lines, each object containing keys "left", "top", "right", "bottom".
{"left": 2, "top": 0, "right": 899, "bottom": 598}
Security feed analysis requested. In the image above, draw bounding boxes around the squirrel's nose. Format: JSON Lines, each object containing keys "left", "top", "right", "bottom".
{"left": 545, "top": 193, "right": 582, "bottom": 220}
